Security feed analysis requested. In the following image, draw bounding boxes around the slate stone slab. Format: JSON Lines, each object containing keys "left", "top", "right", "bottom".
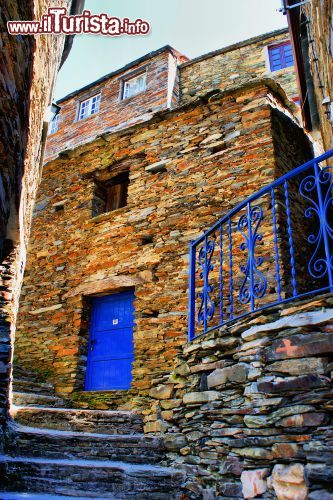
{"left": 262, "top": 333, "right": 333, "bottom": 362}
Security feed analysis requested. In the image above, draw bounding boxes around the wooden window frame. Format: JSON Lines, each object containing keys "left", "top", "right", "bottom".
{"left": 92, "top": 171, "right": 129, "bottom": 217}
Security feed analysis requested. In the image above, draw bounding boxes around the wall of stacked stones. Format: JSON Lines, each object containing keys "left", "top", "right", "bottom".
{"left": 0, "top": 0, "right": 72, "bottom": 443}
{"left": 270, "top": 107, "right": 319, "bottom": 296}
{"left": 303, "top": 0, "right": 333, "bottom": 150}
{"left": 15, "top": 81, "right": 313, "bottom": 413}
{"left": 180, "top": 30, "right": 298, "bottom": 107}
{"left": 146, "top": 295, "right": 333, "bottom": 499}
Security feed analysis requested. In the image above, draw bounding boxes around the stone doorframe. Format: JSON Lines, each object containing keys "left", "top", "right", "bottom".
{"left": 64, "top": 273, "right": 151, "bottom": 393}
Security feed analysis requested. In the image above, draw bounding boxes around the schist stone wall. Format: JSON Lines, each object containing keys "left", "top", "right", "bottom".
{"left": 0, "top": 0, "right": 76, "bottom": 442}
{"left": 15, "top": 80, "right": 313, "bottom": 413}
{"left": 179, "top": 28, "right": 298, "bottom": 106}
{"left": 45, "top": 29, "right": 299, "bottom": 163}
{"left": 45, "top": 47, "right": 188, "bottom": 161}
{"left": 153, "top": 295, "right": 333, "bottom": 499}
{"left": 303, "top": 0, "right": 333, "bottom": 150}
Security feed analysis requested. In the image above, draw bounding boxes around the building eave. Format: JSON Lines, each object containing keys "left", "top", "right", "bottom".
{"left": 179, "top": 27, "right": 289, "bottom": 69}
{"left": 57, "top": 45, "right": 188, "bottom": 104}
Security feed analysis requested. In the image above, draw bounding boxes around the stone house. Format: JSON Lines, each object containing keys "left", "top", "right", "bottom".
{"left": 3, "top": 19, "right": 333, "bottom": 500}
{"left": 15, "top": 27, "right": 301, "bottom": 404}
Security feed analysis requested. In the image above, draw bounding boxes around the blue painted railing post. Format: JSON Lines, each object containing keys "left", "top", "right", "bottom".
{"left": 203, "top": 236, "right": 208, "bottom": 333}
{"left": 219, "top": 224, "right": 224, "bottom": 325}
{"left": 228, "top": 218, "right": 233, "bottom": 320}
{"left": 284, "top": 179, "right": 298, "bottom": 297}
{"left": 188, "top": 241, "right": 196, "bottom": 341}
{"left": 247, "top": 202, "right": 255, "bottom": 312}
{"left": 271, "top": 187, "right": 282, "bottom": 302}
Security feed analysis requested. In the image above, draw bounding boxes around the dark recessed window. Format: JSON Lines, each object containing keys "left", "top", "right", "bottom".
{"left": 268, "top": 42, "right": 294, "bottom": 72}
{"left": 92, "top": 171, "right": 129, "bottom": 216}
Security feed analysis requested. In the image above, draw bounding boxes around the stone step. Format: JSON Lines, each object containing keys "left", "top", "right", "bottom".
{"left": 8, "top": 425, "right": 166, "bottom": 464}
{"left": 12, "top": 366, "right": 40, "bottom": 382}
{"left": 0, "top": 455, "right": 184, "bottom": 498}
{"left": 13, "top": 379, "right": 55, "bottom": 396}
{"left": 0, "top": 494, "right": 113, "bottom": 499}
{"left": 11, "top": 406, "right": 144, "bottom": 434}
{"left": 12, "top": 392, "right": 66, "bottom": 407}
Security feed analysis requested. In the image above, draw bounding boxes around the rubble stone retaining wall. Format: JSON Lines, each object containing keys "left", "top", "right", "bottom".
{"left": 146, "top": 295, "right": 333, "bottom": 499}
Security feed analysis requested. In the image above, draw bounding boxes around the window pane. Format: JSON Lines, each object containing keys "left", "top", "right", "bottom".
{"left": 122, "top": 74, "right": 146, "bottom": 99}
{"left": 49, "top": 115, "right": 59, "bottom": 135}
{"left": 79, "top": 107, "right": 87, "bottom": 119}
{"left": 138, "top": 76, "right": 145, "bottom": 91}
{"left": 91, "top": 98, "right": 100, "bottom": 114}
{"left": 123, "top": 83, "right": 130, "bottom": 99}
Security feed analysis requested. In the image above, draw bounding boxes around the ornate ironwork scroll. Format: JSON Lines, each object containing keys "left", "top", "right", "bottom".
{"left": 197, "top": 238, "right": 215, "bottom": 326}
{"left": 299, "top": 165, "right": 333, "bottom": 284}
{"left": 238, "top": 205, "right": 267, "bottom": 307}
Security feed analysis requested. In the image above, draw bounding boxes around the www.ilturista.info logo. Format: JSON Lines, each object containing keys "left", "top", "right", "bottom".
{"left": 7, "top": 8, "right": 150, "bottom": 36}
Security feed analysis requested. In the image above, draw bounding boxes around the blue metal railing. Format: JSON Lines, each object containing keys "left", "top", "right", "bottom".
{"left": 189, "top": 150, "right": 333, "bottom": 340}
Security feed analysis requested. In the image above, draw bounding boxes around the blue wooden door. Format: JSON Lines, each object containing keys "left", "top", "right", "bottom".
{"left": 85, "top": 291, "right": 134, "bottom": 390}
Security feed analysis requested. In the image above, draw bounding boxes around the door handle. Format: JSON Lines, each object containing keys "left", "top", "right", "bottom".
{"left": 90, "top": 339, "right": 96, "bottom": 351}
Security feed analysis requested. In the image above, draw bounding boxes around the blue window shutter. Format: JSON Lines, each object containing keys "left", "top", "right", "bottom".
{"left": 269, "top": 42, "right": 294, "bottom": 72}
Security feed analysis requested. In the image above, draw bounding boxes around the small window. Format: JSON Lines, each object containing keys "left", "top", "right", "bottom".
{"left": 122, "top": 73, "right": 146, "bottom": 99}
{"left": 92, "top": 172, "right": 129, "bottom": 216}
{"left": 48, "top": 114, "right": 59, "bottom": 135}
{"left": 268, "top": 42, "right": 294, "bottom": 72}
{"left": 78, "top": 94, "right": 101, "bottom": 121}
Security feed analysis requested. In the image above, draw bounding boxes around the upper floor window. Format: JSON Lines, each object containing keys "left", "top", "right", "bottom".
{"left": 48, "top": 114, "right": 59, "bottom": 135}
{"left": 268, "top": 42, "right": 294, "bottom": 72}
{"left": 78, "top": 94, "right": 101, "bottom": 121}
{"left": 122, "top": 73, "right": 146, "bottom": 99}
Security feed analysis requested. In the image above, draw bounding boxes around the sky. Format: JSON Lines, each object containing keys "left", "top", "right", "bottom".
{"left": 55, "top": 0, "right": 287, "bottom": 100}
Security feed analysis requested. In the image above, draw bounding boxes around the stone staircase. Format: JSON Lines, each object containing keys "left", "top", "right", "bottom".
{"left": 0, "top": 368, "right": 185, "bottom": 498}
{"left": 11, "top": 365, "right": 66, "bottom": 408}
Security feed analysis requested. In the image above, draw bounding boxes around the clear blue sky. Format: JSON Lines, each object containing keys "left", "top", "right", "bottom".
{"left": 55, "top": 0, "right": 287, "bottom": 100}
